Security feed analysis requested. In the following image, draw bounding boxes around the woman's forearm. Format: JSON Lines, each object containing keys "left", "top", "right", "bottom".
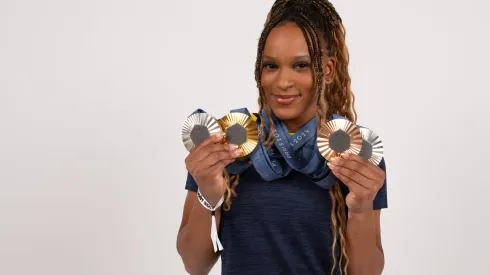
{"left": 177, "top": 196, "right": 221, "bottom": 275}
{"left": 346, "top": 211, "right": 384, "bottom": 275}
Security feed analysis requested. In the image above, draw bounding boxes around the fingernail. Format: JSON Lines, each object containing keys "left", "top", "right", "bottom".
{"left": 229, "top": 144, "right": 239, "bottom": 150}
{"left": 234, "top": 149, "right": 242, "bottom": 156}
{"left": 213, "top": 132, "right": 223, "bottom": 139}
{"left": 331, "top": 157, "right": 339, "bottom": 164}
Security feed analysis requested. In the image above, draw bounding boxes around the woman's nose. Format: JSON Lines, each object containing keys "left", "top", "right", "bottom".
{"left": 276, "top": 69, "right": 294, "bottom": 91}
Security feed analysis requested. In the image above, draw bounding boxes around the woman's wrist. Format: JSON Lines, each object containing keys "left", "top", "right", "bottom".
{"left": 347, "top": 203, "right": 374, "bottom": 220}
{"left": 195, "top": 178, "right": 226, "bottom": 253}
{"left": 196, "top": 177, "right": 226, "bottom": 207}
{"left": 348, "top": 210, "right": 373, "bottom": 221}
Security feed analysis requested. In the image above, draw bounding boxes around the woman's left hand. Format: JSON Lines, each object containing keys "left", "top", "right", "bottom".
{"left": 327, "top": 153, "right": 386, "bottom": 214}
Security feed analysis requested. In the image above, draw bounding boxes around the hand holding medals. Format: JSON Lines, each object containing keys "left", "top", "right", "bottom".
{"left": 181, "top": 109, "right": 260, "bottom": 253}
{"left": 182, "top": 109, "right": 387, "bottom": 214}
{"left": 182, "top": 110, "right": 259, "bottom": 157}
{"left": 182, "top": 110, "right": 259, "bottom": 197}
{"left": 318, "top": 116, "right": 386, "bottom": 214}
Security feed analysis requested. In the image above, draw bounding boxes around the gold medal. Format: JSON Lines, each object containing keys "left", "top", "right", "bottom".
{"left": 317, "top": 118, "right": 363, "bottom": 161}
{"left": 181, "top": 112, "right": 222, "bottom": 152}
{"left": 218, "top": 113, "right": 259, "bottom": 157}
{"left": 359, "top": 127, "right": 384, "bottom": 166}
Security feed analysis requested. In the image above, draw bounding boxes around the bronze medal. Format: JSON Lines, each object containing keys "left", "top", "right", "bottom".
{"left": 317, "top": 118, "right": 363, "bottom": 161}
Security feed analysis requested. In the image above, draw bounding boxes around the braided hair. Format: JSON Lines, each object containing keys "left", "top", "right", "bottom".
{"left": 223, "top": 1, "right": 357, "bottom": 274}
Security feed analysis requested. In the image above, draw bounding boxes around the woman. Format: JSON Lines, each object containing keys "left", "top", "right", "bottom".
{"left": 177, "top": 0, "right": 388, "bottom": 274}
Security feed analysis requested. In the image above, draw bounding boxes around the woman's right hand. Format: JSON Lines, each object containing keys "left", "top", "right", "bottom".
{"left": 184, "top": 133, "right": 242, "bottom": 205}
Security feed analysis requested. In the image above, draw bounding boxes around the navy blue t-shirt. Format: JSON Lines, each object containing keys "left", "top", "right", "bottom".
{"left": 185, "top": 158, "right": 388, "bottom": 275}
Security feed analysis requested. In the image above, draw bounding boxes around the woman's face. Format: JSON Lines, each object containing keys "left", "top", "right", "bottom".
{"left": 261, "top": 22, "right": 331, "bottom": 131}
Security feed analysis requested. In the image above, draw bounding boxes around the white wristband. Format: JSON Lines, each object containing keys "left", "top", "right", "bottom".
{"left": 197, "top": 188, "right": 224, "bottom": 252}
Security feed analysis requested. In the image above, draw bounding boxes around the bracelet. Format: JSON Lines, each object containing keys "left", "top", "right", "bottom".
{"left": 197, "top": 188, "right": 224, "bottom": 252}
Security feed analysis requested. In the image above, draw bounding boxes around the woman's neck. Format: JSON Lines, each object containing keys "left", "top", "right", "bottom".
{"left": 282, "top": 112, "right": 317, "bottom": 133}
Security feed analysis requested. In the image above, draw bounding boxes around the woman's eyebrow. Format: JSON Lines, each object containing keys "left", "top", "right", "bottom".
{"left": 263, "top": 54, "right": 311, "bottom": 60}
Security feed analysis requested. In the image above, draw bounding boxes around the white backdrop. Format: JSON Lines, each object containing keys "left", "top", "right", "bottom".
{"left": 1, "top": 0, "right": 489, "bottom": 274}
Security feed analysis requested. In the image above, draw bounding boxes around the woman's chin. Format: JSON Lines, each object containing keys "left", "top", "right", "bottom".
{"left": 269, "top": 107, "right": 299, "bottom": 121}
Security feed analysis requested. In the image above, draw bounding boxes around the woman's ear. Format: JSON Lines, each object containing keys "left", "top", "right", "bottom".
{"left": 324, "top": 57, "right": 336, "bottom": 84}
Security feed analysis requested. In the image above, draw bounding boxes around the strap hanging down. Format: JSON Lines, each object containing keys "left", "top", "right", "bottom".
{"left": 197, "top": 189, "right": 225, "bottom": 252}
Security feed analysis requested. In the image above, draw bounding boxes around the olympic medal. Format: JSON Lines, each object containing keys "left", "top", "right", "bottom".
{"left": 317, "top": 118, "right": 363, "bottom": 161}
{"left": 182, "top": 112, "right": 222, "bottom": 152}
{"left": 359, "top": 127, "right": 384, "bottom": 166}
{"left": 218, "top": 113, "right": 259, "bottom": 157}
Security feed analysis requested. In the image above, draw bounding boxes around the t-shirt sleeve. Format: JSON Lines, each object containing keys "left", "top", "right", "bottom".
{"left": 185, "top": 172, "right": 198, "bottom": 192}
{"left": 373, "top": 157, "right": 388, "bottom": 210}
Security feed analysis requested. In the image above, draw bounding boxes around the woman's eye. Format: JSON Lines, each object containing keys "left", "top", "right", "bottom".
{"left": 294, "top": 62, "right": 310, "bottom": 69}
{"left": 263, "top": 63, "right": 277, "bottom": 69}
{"left": 262, "top": 62, "right": 310, "bottom": 70}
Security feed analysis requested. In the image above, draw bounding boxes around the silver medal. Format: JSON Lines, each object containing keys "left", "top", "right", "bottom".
{"left": 182, "top": 112, "right": 222, "bottom": 152}
{"left": 359, "top": 127, "right": 384, "bottom": 166}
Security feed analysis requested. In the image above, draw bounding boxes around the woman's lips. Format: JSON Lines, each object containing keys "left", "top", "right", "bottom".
{"left": 274, "top": 94, "right": 300, "bottom": 105}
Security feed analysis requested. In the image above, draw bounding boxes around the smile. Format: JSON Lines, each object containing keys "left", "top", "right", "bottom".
{"left": 273, "top": 94, "right": 300, "bottom": 105}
